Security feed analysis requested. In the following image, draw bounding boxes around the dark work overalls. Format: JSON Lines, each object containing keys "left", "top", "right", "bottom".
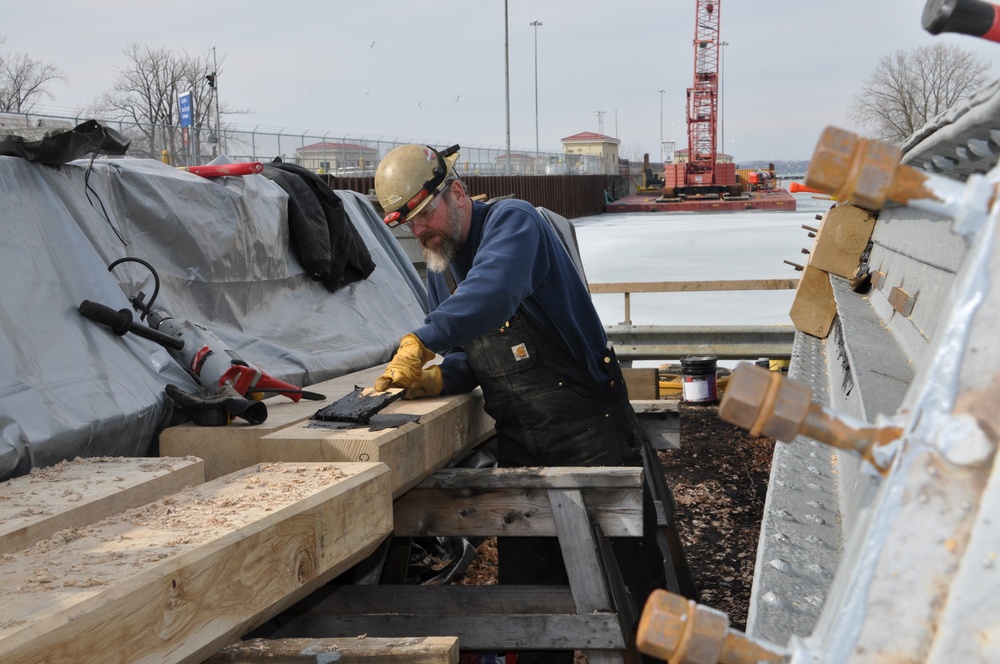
{"left": 463, "top": 302, "right": 665, "bottom": 663}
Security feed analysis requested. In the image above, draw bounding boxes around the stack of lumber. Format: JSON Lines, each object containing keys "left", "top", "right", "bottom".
{"left": 0, "top": 456, "right": 392, "bottom": 663}
{"left": 0, "top": 365, "right": 513, "bottom": 662}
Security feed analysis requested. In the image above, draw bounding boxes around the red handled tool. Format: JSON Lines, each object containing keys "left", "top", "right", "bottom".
{"left": 180, "top": 162, "right": 264, "bottom": 178}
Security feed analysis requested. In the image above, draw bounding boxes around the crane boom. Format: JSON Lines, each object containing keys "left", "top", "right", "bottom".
{"left": 686, "top": 0, "right": 721, "bottom": 187}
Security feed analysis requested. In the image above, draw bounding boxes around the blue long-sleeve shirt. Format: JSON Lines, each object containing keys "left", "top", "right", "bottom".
{"left": 414, "top": 199, "right": 611, "bottom": 394}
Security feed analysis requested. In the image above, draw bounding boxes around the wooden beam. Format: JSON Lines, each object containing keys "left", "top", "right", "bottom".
{"left": 0, "top": 456, "right": 204, "bottom": 555}
{"left": 291, "top": 584, "right": 578, "bottom": 616}
{"left": 161, "top": 363, "right": 495, "bottom": 492}
{"left": 393, "top": 467, "right": 643, "bottom": 538}
{"left": 621, "top": 368, "right": 658, "bottom": 400}
{"left": 0, "top": 462, "right": 392, "bottom": 664}
{"left": 412, "top": 466, "right": 642, "bottom": 490}
{"left": 159, "top": 364, "right": 387, "bottom": 480}
{"left": 632, "top": 400, "right": 680, "bottom": 451}
{"left": 205, "top": 637, "right": 459, "bottom": 663}
{"left": 264, "top": 613, "right": 625, "bottom": 651}
{"left": 588, "top": 279, "right": 799, "bottom": 294}
{"left": 261, "top": 391, "right": 495, "bottom": 498}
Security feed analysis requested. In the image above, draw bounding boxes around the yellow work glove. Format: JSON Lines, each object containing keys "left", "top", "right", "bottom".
{"left": 374, "top": 333, "right": 435, "bottom": 392}
{"left": 403, "top": 365, "right": 443, "bottom": 400}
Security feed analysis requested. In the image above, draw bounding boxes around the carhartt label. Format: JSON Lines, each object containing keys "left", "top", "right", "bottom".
{"left": 511, "top": 343, "right": 529, "bottom": 361}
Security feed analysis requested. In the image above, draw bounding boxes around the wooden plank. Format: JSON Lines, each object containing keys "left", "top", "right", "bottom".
{"left": 264, "top": 613, "right": 626, "bottom": 651}
{"left": 621, "top": 368, "right": 657, "bottom": 400}
{"left": 290, "top": 584, "right": 578, "bottom": 616}
{"left": 205, "top": 637, "right": 459, "bottom": 663}
{"left": 159, "top": 364, "right": 387, "bottom": 480}
{"left": 393, "top": 468, "right": 643, "bottom": 538}
{"left": 550, "top": 489, "right": 612, "bottom": 613}
{"left": 413, "top": 466, "right": 642, "bottom": 490}
{"left": 161, "top": 363, "right": 495, "bottom": 489}
{"left": 0, "top": 456, "right": 205, "bottom": 555}
{"left": 239, "top": 390, "right": 495, "bottom": 498}
{"left": 789, "top": 265, "right": 837, "bottom": 339}
{"left": 809, "top": 204, "right": 876, "bottom": 279}
{"left": 631, "top": 400, "right": 680, "bottom": 451}
{"left": 588, "top": 279, "right": 799, "bottom": 294}
{"left": 0, "top": 462, "right": 392, "bottom": 664}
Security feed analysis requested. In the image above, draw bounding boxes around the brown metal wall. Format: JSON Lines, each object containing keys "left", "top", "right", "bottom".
{"left": 323, "top": 175, "right": 611, "bottom": 220}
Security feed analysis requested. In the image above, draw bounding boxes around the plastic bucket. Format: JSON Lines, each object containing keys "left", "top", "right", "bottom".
{"left": 681, "top": 356, "right": 718, "bottom": 403}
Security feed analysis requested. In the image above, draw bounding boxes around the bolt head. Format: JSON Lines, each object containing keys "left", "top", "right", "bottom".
{"left": 719, "top": 363, "right": 773, "bottom": 430}
{"left": 765, "top": 378, "right": 814, "bottom": 441}
{"left": 805, "top": 126, "right": 903, "bottom": 211}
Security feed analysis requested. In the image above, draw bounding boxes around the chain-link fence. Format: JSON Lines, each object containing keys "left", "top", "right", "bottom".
{"left": 0, "top": 111, "right": 625, "bottom": 177}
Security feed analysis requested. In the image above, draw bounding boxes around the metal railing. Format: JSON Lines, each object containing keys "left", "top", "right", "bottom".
{"left": 1, "top": 110, "right": 632, "bottom": 177}
{"left": 589, "top": 278, "right": 801, "bottom": 325}
{"left": 591, "top": 278, "right": 801, "bottom": 361}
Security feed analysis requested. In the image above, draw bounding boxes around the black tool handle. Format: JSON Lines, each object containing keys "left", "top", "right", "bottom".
{"left": 923, "top": 0, "right": 1000, "bottom": 41}
{"left": 79, "top": 300, "right": 185, "bottom": 351}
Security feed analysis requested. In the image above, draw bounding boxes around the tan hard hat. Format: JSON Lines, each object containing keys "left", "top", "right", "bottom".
{"left": 375, "top": 144, "right": 460, "bottom": 227}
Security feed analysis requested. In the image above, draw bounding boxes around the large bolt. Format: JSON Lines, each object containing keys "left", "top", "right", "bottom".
{"left": 805, "top": 126, "right": 938, "bottom": 211}
{"left": 637, "top": 589, "right": 787, "bottom": 663}
{"left": 718, "top": 364, "right": 811, "bottom": 442}
{"left": 719, "top": 363, "right": 903, "bottom": 473}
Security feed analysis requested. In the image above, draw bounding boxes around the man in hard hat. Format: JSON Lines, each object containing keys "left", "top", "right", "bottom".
{"left": 374, "top": 144, "right": 668, "bottom": 662}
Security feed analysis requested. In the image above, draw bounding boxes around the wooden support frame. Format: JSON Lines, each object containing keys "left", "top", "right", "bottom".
{"left": 261, "top": 467, "right": 646, "bottom": 663}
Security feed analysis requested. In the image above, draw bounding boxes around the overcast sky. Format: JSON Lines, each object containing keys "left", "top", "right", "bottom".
{"left": 3, "top": 1, "right": 997, "bottom": 163}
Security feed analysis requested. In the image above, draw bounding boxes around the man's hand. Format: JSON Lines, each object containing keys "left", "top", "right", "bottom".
{"left": 374, "top": 333, "right": 435, "bottom": 392}
{"left": 402, "top": 365, "right": 443, "bottom": 399}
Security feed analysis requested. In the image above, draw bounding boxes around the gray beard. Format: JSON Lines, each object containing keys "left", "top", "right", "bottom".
{"left": 424, "top": 243, "right": 457, "bottom": 273}
{"left": 420, "top": 199, "right": 463, "bottom": 273}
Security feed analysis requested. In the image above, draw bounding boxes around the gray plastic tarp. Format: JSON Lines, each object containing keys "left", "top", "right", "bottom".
{"left": 0, "top": 155, "right": 426, "bottom": 481}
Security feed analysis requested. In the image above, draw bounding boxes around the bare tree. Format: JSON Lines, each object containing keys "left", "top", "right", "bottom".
{"left": 94, "top": 43, "right": 236, "bottom": 160}
{"left": 0, "top": 39, "right": 65, "bottom": 113}
{"left": 849, "top": 43, "right": 992, "bottom": 144}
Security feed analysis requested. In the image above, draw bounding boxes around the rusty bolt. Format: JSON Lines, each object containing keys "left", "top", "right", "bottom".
{"left": 637, "top": 589, "right": 728, "bottom": 664}
{"left": 805, "top": 126, "right": 904, "bottom": 211}
{"left": 719, "top": 364, "right": 814, "bottom": 442}
{"left": 638, "top": 589, "right": 787, "bottom": 663}
{"left": 718, "top": 363, "right": 775, "bottom": 431}
{"left": 764, "top": 375, "right": 814, "bottom": 442}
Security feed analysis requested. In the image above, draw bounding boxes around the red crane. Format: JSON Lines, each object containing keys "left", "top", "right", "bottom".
{"left": 685, "top": 0, "right": 721, "bottom": 189}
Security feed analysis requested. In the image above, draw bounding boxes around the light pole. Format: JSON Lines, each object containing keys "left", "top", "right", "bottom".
{"left": 659, "top": 89, "right": 666, "bottom": 163}
{"left": 719, "top": 41, "right": 729, "bottom": 158}
{"left": 504, "top": 0, "right": 511, "bottom": 174}
{"left": 530, "top": 20, "right": 542, "bottom": 170}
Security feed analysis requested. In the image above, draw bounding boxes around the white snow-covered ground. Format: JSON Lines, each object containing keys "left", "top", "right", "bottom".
{"left": 575, "top": 192, "right": 833, "bottom": 329}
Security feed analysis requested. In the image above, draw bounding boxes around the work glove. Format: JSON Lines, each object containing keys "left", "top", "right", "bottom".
{"left": 375, "top": 333, "right": 435, "bottom": 392}
{"left": 402, "top": 364, "right": 443, "bottom": 400}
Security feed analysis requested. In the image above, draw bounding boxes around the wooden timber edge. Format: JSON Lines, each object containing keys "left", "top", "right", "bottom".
{"left": 205, "top": 636, "right": 459, "bottom": 663}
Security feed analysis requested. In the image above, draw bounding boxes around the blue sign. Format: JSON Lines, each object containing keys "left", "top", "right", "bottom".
{"left": 178, "top": 91, "right": 192, "bottom": 128}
